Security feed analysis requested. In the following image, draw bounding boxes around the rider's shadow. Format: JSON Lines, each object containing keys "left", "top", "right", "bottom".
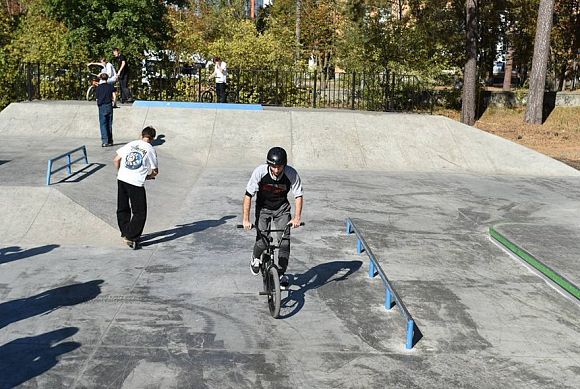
{"left": 280, "top": 260, "right": 362, "bottom": 319}
{"left": 139, "top": 215, "right": 236, "bottom": 247}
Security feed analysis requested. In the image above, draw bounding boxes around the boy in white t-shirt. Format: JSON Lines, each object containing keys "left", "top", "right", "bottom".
{"left": 113, "top": 126, "right": 159, "bottom": 248}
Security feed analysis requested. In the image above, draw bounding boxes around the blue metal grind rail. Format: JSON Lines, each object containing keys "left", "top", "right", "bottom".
{"left": 46, "top": 146, "right": 89, "bottom": 185}
{"left": 345, "top": 218, "right": 418, "bottom": 349}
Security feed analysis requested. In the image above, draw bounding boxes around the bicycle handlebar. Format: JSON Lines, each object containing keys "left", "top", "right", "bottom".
{"left": 236, "top": 222, "right": 305, "bottom": 230}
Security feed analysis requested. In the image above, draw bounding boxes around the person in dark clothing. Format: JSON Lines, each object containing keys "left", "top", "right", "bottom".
{"left": 242, "top": 147, "right": 304, "bottom": 287}
{"left": 113, "top": 47, "right": 133, "bottom": 103}
{"left": 95, "top": 73, "right": 116, "bottom": 146}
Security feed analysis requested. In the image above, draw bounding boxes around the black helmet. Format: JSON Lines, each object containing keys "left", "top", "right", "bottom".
{"left": 266, "top": 147, "right": 287, "bottom": 166}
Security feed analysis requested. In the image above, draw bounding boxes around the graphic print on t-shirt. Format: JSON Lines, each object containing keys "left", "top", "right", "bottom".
{"left": 260, "top": 183, "right": 288, "bottom": 194}
{"left": 124, "top": 146, "right": 148, "bottom": 170}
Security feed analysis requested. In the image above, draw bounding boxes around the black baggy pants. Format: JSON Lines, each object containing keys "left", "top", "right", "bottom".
{"left": 216, "top": 82, "right": 227, "bottom": 103}
{"left": 117, "top": 179, "right": 147, "bottom": 240}
{"left": 119, "top": 73, "right": 133, "bottom": 103}
{"left": 253, "top": 202, "right": 291, "bottom": 275}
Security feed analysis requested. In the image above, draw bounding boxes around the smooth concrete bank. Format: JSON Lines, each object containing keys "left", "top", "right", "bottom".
{"left": 0, "top": 101, "right": 577, "bottom": 176}
{"left": 0, "top": 102, "right": 579, "bottom": 388}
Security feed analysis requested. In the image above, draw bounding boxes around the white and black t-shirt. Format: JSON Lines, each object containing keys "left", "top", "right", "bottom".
{"left": 116, "top": 140, "right": 158, "bottom": 187}
{"left": 246, "top": 164, "right": 303, "bottom": 210}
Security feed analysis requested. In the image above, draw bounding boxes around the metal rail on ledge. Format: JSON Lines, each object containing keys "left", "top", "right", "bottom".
{"left": 345, "top": 218, "right": 418, "bottom": 349}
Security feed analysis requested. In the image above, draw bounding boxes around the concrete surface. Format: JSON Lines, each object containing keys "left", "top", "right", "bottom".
{"left": 0, "top": 101, "right": 579, "bottom": 388}
{"left": 492, "top": 223, "right": 579, "bottom": 298}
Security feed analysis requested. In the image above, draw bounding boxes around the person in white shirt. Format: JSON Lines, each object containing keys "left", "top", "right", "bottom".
{"left": 99, "top": 57, "right": 118, "bottom": 107}
{"left": 113, "top": 126, "right": 159, "bottom": 248}
{"left": 99, "top": 57, "right": 118, "bottom": 83}
{"left": 209, "top": 56, "right": 228, "bottom": 103}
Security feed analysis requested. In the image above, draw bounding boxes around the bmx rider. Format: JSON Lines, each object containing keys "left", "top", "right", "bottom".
{"left": 243, "top": 147, "right": 303, "bottom": 287}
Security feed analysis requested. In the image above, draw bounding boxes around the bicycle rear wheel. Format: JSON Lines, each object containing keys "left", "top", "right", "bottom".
{"left": 226, "top": 90, "right": 238, "bottom": 103}
{"left": 266, "top": 266, "right": 281, "bottom": 318}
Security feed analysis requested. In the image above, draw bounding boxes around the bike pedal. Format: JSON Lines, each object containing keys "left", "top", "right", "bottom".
{"left": 258, "top": 291, "right": 269, "bottom": 296}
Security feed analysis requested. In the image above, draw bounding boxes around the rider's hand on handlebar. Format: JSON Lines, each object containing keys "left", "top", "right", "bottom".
{"left": 289, "top": 217, "right": 301, "bottom": 228}
{"left": 242, "top": 220, "right": 253, "bottom": 230}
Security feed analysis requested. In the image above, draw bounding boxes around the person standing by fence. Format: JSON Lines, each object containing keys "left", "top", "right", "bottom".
{"left": 113, "top": 47, "right": 133, "bottom": 104}
{"left": 95, "top": 73, "right": 116, "bottom": 147}
{"left": 209, "top": 56, "right": 228, "bottom": 103}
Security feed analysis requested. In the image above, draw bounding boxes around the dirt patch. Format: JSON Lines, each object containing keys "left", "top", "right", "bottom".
{"left": 436, "top": 106, "right": 580, "bottom": 169}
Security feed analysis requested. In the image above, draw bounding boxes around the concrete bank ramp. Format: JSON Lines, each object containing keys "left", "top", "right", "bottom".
{"left": 0, "top": 101, "right": 576, "bottom": 176}
{"left": 0, "top": 186, "right": 119, "bottom": 246}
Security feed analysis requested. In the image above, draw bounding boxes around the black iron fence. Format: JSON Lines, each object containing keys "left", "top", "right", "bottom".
{"left": 21, "top": 62, "right": 433, "bottom": 112}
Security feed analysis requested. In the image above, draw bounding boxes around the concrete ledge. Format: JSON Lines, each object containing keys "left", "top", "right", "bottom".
{"left": 489, "top": 226, "right": 580, "bottom": 300}
{"left": 483, "top": 91, "right": 580, "bottom": 108}
{"left": 132, "top": 100, "right": 263, "bottom": 110}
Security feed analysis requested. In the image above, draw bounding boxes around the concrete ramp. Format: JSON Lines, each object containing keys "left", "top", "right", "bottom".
{"left": 0, "top": 101, "right": 576, "bottom": 176}
{"left": 0, "top": 186, "right": 119, "bottom": 246}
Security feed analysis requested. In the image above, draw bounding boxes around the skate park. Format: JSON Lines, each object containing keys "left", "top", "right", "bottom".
{"left": 0, "top": 100, "right": 579, "bottom": 388}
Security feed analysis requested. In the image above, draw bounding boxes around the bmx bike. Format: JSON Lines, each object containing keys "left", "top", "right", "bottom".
{"left": 85, "top": 63, "right": 104, "bottom": 101}
{"left": 200, "top": 83, "right": 238, "bottom": 103}
{"left": 237, "top": 221, "right": 304, "bottom": 318}
{"left": 85, "top": 62, "right": 121, "bottom": 101}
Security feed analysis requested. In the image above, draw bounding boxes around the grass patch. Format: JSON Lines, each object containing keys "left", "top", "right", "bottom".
{"left": 435, "top": 106, "right": 580, "bottom": 168}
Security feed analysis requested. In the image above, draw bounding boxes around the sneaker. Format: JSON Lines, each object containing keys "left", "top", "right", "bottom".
{"left": 279, "top": 274, "right": 289, "bottom": 288}
{"left": 250, "top": 256, "right": 261, "bottom": 275}
{"left": 123, "top": 237, "right": 135, "bottom": 249}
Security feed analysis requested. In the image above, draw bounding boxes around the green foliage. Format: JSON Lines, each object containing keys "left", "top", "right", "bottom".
{"left": 43, "top": 0, "right": 172, "bottom": 60}
{"left": 10, "top": 12, "right": 70, "bottom": 62}
{"left": 208, "top": 9, "right": 294, "bottom": 68}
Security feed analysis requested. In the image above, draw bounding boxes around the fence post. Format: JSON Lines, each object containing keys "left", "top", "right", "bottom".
{"left": 351, "top": 71, "right": 356, "bottom": 110}
{"left": 312, "top": 70, "right": 318, "bottom": 108}
{"left": 26, "top": 63, "right": 33, "bottom": 101}
{"left": 275, "top": 69, "right": 280, "bottom": 105}
{"left": 36, "top": 63, "right": 41, "bottom": 100}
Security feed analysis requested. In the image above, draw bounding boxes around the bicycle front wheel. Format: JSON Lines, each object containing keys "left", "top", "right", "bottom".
{"left": 267, "top": 266, "right": 281, "bottom": 318}
{"left": 201, "top": 91, "right": 213, "bottom": 103}
{"left": 86, "top": 85, "right": 96, "bottom": 101}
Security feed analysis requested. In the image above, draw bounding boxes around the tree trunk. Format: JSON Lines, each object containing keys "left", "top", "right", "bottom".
{"left": 503, "top": 47, "right": 514, "bottom": 91}
{"left": 295, "top": 0, "right": 302, "bottom": 62}
{"left": 461, "top": 0, "right": 478, "bottom": 126}
{"left": 525, "top": 0, "right": 555, "bottom": 124}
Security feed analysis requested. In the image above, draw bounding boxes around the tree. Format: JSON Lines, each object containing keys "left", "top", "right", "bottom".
{"left": 461, "top": 0, "right": 478, "bottom": 125}
{"left": 525, "top": 0, "right": 555, "bottom": 124}
{"left": 43, "top": 0, "right": 173, "bottom": 60}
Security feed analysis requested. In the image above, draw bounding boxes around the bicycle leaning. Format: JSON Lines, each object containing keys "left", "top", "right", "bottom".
{"left": 237, "top": 221, "right": 304, "bottom": 318}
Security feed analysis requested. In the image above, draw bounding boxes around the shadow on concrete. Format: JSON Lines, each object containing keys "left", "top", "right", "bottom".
{"left": 0, "top": 327, "right": 80, "bottom": 388}
{"left": 0, "top": 160, "right": 9, "bottom": 166}
{"left": 279, "top": 260, "right": 362, "bottom": 319}
{"left": 411, "top": 322, "right": 424, "bottom": 348}
{"left": 140, "top": 215, "right": 236, "bottom": 247}
{"left": 0, "top": 245, "right": 59, "bottom": 265}
{"left": 0, "top": 280, "right": 103, "bottom": 329}
{"left": 542, "top": 92, "right": 557, "bottom": 123}
{"left": 60, "top": 163, "right": 106, "bottom": 184}
{"left": 152, "top": 134, "right": 165, "bottom": 146}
